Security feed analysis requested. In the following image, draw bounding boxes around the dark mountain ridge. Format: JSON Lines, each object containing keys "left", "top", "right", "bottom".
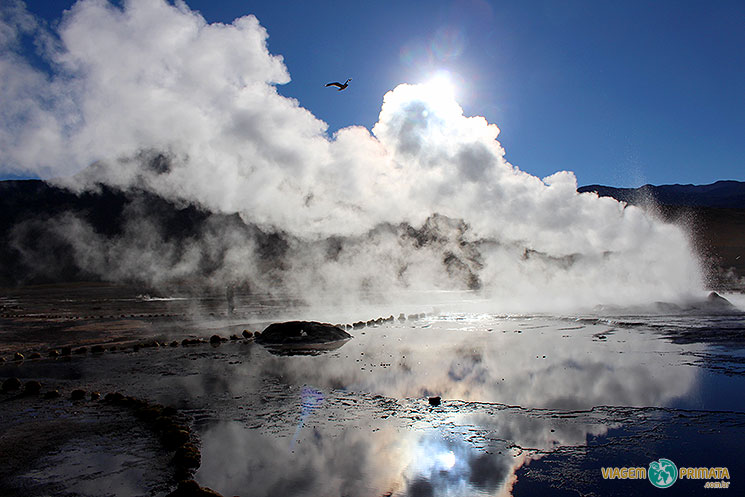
{"left": 578, "top": 180, "right": 745, "bottom": 209}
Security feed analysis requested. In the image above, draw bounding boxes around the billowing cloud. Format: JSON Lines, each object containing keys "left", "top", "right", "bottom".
{"left": 0, "top": 0, "right": 705, "bottom": 310}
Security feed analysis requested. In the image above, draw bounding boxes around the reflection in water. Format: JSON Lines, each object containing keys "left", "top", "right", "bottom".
{"left": 198, "top": 420, "right": 522, "bottom": 497}
{"left": 192, "top": 314, "right": 709, "bottom": 496}
{"left": 256, "top": 314, "right": 700, "bottom": 410}
{"left": 290, "top": 386, "right": 325, "bottom": 450}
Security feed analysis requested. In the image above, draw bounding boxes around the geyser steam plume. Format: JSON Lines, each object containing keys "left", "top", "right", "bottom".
{"left": 0, "top": 0, "right": 703, "bottom": 311}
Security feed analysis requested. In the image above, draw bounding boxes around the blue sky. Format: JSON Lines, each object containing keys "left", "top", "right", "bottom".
{"left": 9, "top": 0, "right": 745, "bottom": 187}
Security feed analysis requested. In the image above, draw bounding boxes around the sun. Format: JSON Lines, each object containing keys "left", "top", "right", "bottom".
{"left": 422, "top": 71, "right": 456, "bottom": 101}
{"left": 416, "top": 70, "right": 461, "bottom": 117}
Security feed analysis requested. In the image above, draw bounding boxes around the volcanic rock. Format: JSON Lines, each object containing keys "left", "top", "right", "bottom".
{"left": 44, "top": 389, "right": 61, "bottom": 399}
{"left": 256, "top": 321, "right": 352, "bottom": 345}
{"left": 24, "top": 380, "right": 42, "bottom": 395}
{"left": 705, "top": 291, "right": 736, "bottom": 310}
{"left": 70, "top": 389, "right": 86, "bottom": 400}
{"left": 429, "top": 396, "right": 441, "bottom": 407}
{"left": 242, "top": 330, "right": 253, "bottom": 338}
{"left": 173, "top": 443, "right": 201, "bottom": 470}
{"left": 2, "top": 377, "right": 22, "bottom": 392}
{"left": 162, "top": 429, "right": 191, "bottom": 449}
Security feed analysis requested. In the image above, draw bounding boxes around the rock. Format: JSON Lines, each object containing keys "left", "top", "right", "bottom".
{"left": 242, "top": 330, "right": 253, "bottom": 338}
{"left": 91, "top": 345, "right": 105, "bottom": 354}
{"left": 209, "top": 335, "right": 222, "bottom": 345}
{"left": 104, "top": 392, "right": 125, "bottom": 403}
{"left": 398, "top": 313, "right": 406, "bottom": 321}
{"left": 13, "top": 352, "right": 24, "bottom": 361}
{"left": 136, "top": 406, "right": 164, "bottom": 421}
{"left": 229, "top": 334, "right": 239, "bottom": 341}
{"left": 74, "top": 347, "right": 87, "bottom": 354}
{"left": 48, "top": 349, "right": 60, "bottom": 358}
{"left": 257, "top": 321, "right": 352, "bottom": 345}
{"left": 428, "top": 396, "right": 441, "bottom": 407}
{"left": 90, "top": 391, "right": 101, "bottom": 401}
{"left": 70, "top": 389, "right": 86, "bottom": 400}
{"left": 29, "top": 352, "right": 42, "bottom": 359}
{"left": 705, "top": 291, "right": 736, "bottom": 310}
{"left": 162, "top": 429, "right": 191, "bottom": 449}
{"left": 61, "top": 346, "right": 71, "bottom": 356}
{"left": 23, "top": 381, "right": 42, "bottom": 395}
{"left": 170, "top": 341, "right": 179, "bottom": 347}
{"left": 173, "top": 443, "right": 201, "bottom": 470}
{"left": 125, "top": 397, "right": 148, "bottom": 409}
{"left": 155, "top": 415, "right": 180, "bottom": 432}
{"left": 166, "top": 479, "right": 223, "bottom": 497}
{"left": 2, "top": 377, "right": 22, "bottom": 392}
{"left": 44, "top": 389, "right": 61, "bottom": 399}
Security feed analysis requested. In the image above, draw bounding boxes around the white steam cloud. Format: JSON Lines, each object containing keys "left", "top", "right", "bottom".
{"left": 0, "top": 0, "right": 704, "bottom": 310}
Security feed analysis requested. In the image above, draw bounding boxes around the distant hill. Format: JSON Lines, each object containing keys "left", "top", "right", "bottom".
{"left": 578, "top": 180, "right": 745, "bottom": 288}
{"left": 577, "top": 180, "right": 745, "bottom": 209}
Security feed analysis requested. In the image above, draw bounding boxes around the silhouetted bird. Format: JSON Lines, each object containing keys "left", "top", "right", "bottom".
{"left": 325, "top": 78, "right": 352, "bottom": 91}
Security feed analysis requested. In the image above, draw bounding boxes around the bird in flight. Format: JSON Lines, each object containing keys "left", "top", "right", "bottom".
{"left": 325, "top": 78, "right": 352, "bottom": 91}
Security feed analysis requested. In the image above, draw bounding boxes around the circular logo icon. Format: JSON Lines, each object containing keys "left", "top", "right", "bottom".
{"left": 648, "top": 458, "right": 678, "bottom": 488}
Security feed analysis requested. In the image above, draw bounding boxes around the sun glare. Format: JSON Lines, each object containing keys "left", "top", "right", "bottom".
{"left": 421, "top": 71, "right": 457, "bottom": 106}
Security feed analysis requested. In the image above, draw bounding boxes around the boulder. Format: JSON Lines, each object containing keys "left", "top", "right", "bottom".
{"left": 24, "top": 381, "right": 42, "bottom": 395}
{"left": 2, "top": 377, "right": 22, "bottom": 392}
{"left": 706, "top": 291, "right": 736, "bottom": 310}
{"left": 70, "top": 389, "right": 86, "bottom": 400}
{"left": 162, "top": 429, "right": 191, "bottom": 449}
{"left": 256, "top": 321, "right": 352, "bottom": 345}
{"left": 173, "top": 443, "right": 201, "bottom": 470}
{"left": 44, "top": 389, "right": 61, "bottom": 399}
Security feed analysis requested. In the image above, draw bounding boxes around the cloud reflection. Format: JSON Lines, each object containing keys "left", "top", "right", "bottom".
{"left": 191, "top": 316, "right": 700, "bottom": 497}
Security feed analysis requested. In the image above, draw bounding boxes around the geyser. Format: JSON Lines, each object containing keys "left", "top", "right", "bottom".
{"left": 0, "top": 0, "right": 704, "bottom": 311}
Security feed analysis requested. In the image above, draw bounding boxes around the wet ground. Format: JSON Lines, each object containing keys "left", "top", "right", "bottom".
{"left": 1, "top": 284, "right": 744, "bottom": 496}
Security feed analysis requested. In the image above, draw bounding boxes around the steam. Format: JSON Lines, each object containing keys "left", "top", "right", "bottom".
{"left": 0, "top": 0, "right": 704, "bottom": 310}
